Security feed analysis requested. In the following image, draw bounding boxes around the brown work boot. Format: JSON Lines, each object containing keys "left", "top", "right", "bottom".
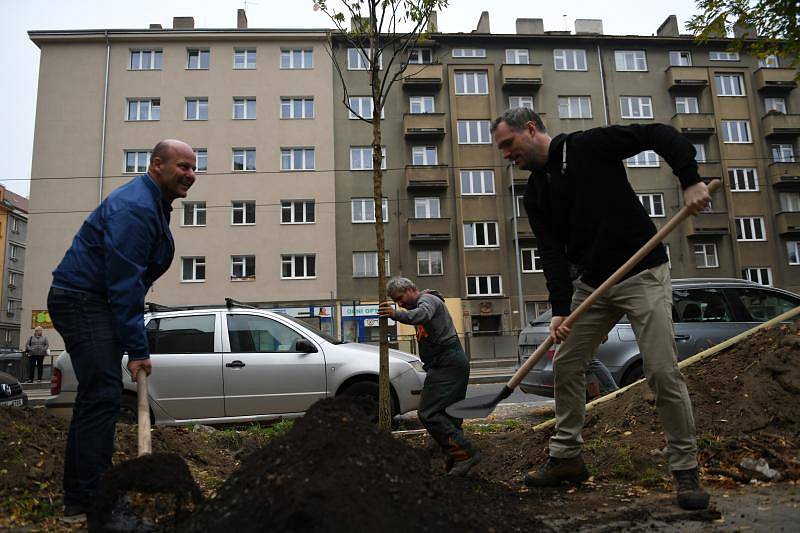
{"left": 524, "top": 455, "right": 589, "bottom": 487}
{"left": 673, "top": 468, "right": 710, "bottom": 510}
{"left": 447, "top": 449, "right": 482, "bottom": 477}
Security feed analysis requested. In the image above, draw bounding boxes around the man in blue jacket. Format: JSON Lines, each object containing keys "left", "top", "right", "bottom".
{"left": 48, "top": 139, "right": 196, "bottom": 522}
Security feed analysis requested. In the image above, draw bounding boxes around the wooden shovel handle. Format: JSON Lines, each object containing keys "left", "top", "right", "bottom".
{"left": 508, "top": 179, "right": 721, "bottom": 390}
{"left": 137, "top": 368, "right": 152, "bottom": 456}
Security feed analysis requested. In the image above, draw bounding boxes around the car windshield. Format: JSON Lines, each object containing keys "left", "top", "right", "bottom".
{"left": 279, "top": 314, "right": 344, "bottom": 344}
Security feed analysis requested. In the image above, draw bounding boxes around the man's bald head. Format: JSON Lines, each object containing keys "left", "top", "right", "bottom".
{"left": 151, "top": 139, "right": 193, "bottom": 163}
{"left": 148, "top": 139, "right": 197, "bottom": 202}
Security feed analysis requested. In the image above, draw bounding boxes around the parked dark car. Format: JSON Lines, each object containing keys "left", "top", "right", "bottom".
{"left": 0, "top": 370, "right": 28, "bottom": 407}
{"left": 518, "top": 278, "right": 800, "bottom": 396}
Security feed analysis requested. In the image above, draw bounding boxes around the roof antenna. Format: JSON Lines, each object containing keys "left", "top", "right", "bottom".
{"left": 563, "top": 14, "right": 568, "bottom": 32}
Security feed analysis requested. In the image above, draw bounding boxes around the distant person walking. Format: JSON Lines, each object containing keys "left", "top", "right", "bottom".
{"left": 24, "top": 327, "right": 50, "bottom": 383}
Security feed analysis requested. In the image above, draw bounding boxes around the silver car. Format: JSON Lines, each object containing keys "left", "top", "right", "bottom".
{"left": 518, "top": 278, "right": 800, "bottom": 396}
{"left": 47, "top": 306, "right": 426, "bottom": 425}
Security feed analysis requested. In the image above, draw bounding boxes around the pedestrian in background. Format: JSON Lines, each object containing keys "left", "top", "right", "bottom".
{"left": 24, "top": 327, "right": 50, "bottom": 383}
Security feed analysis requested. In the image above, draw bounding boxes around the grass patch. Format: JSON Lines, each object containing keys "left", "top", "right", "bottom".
{"left": 211, "top": 420, "right": 295, "bottom": 450}
{"left": 465, "top": 419, "right": 528, "bottom": 435}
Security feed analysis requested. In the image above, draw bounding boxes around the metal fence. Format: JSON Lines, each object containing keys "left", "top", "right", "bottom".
{"left": 394, "top": 332, "right": 521, "bottom": 361}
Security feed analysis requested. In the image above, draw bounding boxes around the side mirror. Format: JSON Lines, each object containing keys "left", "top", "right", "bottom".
{"left": 295, "top": 339, "right": 318, "bottom": 353}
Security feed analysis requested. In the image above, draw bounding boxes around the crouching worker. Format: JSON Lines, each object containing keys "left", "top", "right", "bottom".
{"left": 378, "top": 277, "right": 480, "bottom": 476}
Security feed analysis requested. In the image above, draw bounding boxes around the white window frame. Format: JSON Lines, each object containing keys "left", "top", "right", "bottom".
{"left": 281, "top": 200, "right": 315, "bottom": 224}
{"left": 764, "top": 97, "right": 787, "bottom": 114}
{"left": 729, "top": 168, "right": 759, "bottom": 191}
{"left": 280, "top": 49, "right": 313, "bottom": 69}
{"left": 554, "top": 49, "right": 587, "bottom": 71}
{"left": 558, "top": 96, "right": 591, "bottom": 119}
{"left": 772, "top": 144, "right": 796, "bottom": 163}
{"left": 124, "top": 150, "right": 151, "bottom": 173}
{"left": 232, "top": 97, "right": 256, "bottom": 120}
{"left": 231, "top": 200, "right": 256, "bottom": 225}
{"left": 638, "top": 193, "right": 666, "bottom": 217}
{"left": 348, "top": 96, "right": 383, "bottom": 120}
{"left": 515, "top": 195, "right": 525, "bottom": 217}
{"left": 417, "top": 250, "right": 443, "bottom": 276}
{"left": 347, "top": 48, "right": 382, "bottom": 70}
{"left": 721, "top": 120, "right": 752, "bottom": 143}
{"left": 10, "top": 217, "right": 19, "bottom": 233}
{"left": 129, "top": 49, "right": 162, "bottom": 70}
{"left": 787, "top": 241, "right": 800, "bottom": 265}
{"left": 126, "top": 98, "right": 160, "bottom": 121}
{"left": 186, "top": 48, "right": 210, "bottom": 70}
{"left": 281, "top": 254, "right": 316, "bottom": 279}
{"left": 185, "top": 98, "right": 208, "bottom": 120}
{"left": 9, "top": 244, "right": 20, "bottom": 260}
{"left": 409, "top": 96, "right": 435, "bottom": 114}
{"left": 505, "top": 49, "right": 530, "bottom": 64}
{"left": 693, "top": 143, "right": 707, "bottom": 162}
{"left": 759, "top": 55, "right": 780, "bottom": 68}
{"left": 349, "top": 146, "right": 387, "bottom": 170}
{"left": 411, "top": 145, "right": 438, "bottom": 166}
{"left": 233, "top": 48, "right": 256, "bottom": 69}
{"left": 615, "top": 50, "right": 647, "bottom": 71}
{"left": 735, "top": 217, "right": 766, "bottom": 241}
{"left": 463, "top": 221, "right": 499, "bottom": 248}
{"left": 194, "top": 149, "right": 207, "bottom": 172}
{"left": 457, "top": 120, "right": 491, "bottom": 144}
{"left": 460, "top": 170, "right": 495, "bottom": 195}
{"left": 742, "top": 267, "right": 772, "bottom": 286}
{"left": 709, "top": 51, "right": 740, "bottom": 61}
{"left": 280, "top": 148, "right": 315, "bottom": 171}
{"left": 408, "top": 48, "right": 433, "bottom": 64}
{"left": 454, "top": 71, "right": 489, "bottom": 95}
{"left": 182, "top": 201, "right": 207, "bottom": 227}
{"left": 414, "top": 197, "right": 440, "bottom": 219}
{"left": 181, "top": 257, "right": 206, "bottom": 283}
{"left": 693, "top": 243, "right": 719, "bottom": 268}
{"left": 715, "top": 74, "right": 746, "bottom": 96}
{"left": 280, "top": 97, "right": 314, "bottom": 119}
{"left": 466, "top": 275, "right": 502, "bottom": 297}
{"left": 521, "top": 248, "right": 543, "bottom": 273}
{"left": 626, "top": 150, "right": 660, "bottom": 168}
{"left": 620, "top": 96, "right": 654, "bottom": 119}
{"left": 351, "top": 198, "right": 389, "bottom": 223}
{"left": 352, "top": 252, "right": 390, "bottom": 278}
{"left": 675, "top": 96, "right": 699, "bottom": 114}
{"left": 232, "top": 148, "right": 256, "bottom": 171}
{"left": 231, "top": 255, "right": 256, "bottom": 280}
{"left": 669, "top": 51, "right": 692, "bottom": 66}
{"left": 780, "top": 191, "right": 800, "bottom": 212}
{"left": 452, "top": 48, "right": 486, "bottom": 58}
{"left": 509, "top": 95, "right": 534, "bottom": 109}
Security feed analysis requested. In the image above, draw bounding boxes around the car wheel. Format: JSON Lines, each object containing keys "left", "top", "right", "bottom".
{"left": 620, "top": 361, "right": 644, "bottom": 387}
{"left": 119, "top": 394, "right": 138, "bottom": 425}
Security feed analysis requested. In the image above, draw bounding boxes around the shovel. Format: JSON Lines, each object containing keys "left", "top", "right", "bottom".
{"left": 446, "top": 180, "right": 721, "bottom": 419}
{"left": 137, "top": 369, "right": 152, "bottom": 456}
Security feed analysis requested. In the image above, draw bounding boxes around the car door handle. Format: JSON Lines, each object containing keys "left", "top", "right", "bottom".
{"left": 674, "top": 335, "right": 690, "bottom": 341}
{"left": 226, "top": 360, "right": 246, "bottom": 368}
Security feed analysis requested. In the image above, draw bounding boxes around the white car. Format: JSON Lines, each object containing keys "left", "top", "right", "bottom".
{"left": 47, "top": 303, "right": 426, "bottom": 425}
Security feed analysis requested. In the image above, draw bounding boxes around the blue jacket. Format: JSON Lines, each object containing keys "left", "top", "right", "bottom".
{"left": 52, "top": 174, "right": 175, "bottom": 360}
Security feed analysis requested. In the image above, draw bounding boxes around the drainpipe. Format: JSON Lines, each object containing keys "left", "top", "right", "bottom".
{"left": 596, "top": 43, "right": 609, "bottom": 126}
{"left": 98, "top": 30, "right": 110, "bottom": 204}
{"left": 509, "top": 164, "right": 526, "bottom": 331}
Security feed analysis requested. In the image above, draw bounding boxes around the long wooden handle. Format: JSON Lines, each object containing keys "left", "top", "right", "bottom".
{"left": 137, "top": 369, "right": 152, "bottom": 456}
{"left": 508, "top": 179, "right": 721, "bottom": 390}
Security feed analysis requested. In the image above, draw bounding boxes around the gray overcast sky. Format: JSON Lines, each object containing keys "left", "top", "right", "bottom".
{"left": 0, "top": 0, "right": 700, "bottom": 197}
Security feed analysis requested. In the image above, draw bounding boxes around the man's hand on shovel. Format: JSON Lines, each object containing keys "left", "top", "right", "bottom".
{"left": 683, "top": 181, "right": 712, "bottom": 214}
{"left": 127, "top": 358, "right": 152, "bottom": 382}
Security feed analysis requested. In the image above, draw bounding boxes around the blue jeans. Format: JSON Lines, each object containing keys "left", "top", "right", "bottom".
{"left": 47, "top": 286, "right": 123, "bottom": 510}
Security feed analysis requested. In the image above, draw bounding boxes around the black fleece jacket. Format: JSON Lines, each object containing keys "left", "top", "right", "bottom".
{"left": 522, "top": 123, "right": 702, "bottom": 316}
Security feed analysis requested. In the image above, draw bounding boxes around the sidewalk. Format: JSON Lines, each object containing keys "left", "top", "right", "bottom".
{"left": 469, "top": 357, "right": 517, "bottom": 384}
{"left": 21, "top": 383, "right": 51, "bottom": 406}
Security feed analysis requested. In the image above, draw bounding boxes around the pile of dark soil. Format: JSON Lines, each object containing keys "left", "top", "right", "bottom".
{"left": 180, "top": 397, "right": 543, "bottom": 533}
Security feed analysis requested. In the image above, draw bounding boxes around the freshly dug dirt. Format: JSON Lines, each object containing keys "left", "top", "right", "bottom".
{"left": 180, "top": 397, "right": 545, "bottom": 533}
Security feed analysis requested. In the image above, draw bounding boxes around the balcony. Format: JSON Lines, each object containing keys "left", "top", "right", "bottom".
{"left": 508, "top": 216, "right": 534, "bottom": 241}
{"left": 402, "top": 63, "right": 443, "bottom": 89}
{"left": 665, "top": 66, "right": 709, "bottom": 90}
{"left": 776, "top": 212, "right": 800, "bottom": 235}
{"left": 754, "top": 68, "right": 798, "bottom": 92}
{"left": 762, "top": 113, "right": 800, "bottom": 137}
{"left": 671, "top": 113, "right": 715, "bottom": 135}
{"left": 501, "top": 64, "right": 543, "bottom": 90}
{"left": 697, "top": 162, "right": 723, "bottom": 180}
{"left": 685, "top": 211, "right": 729, "bottom": 237}
{"left": 408, "top": 218, "right": 451, "bottom": 242}
{"left": 403, "top": 113, "right": 446, "bottom": 138}
{"left": 405, "top": 165, "right": 448, "bottom": 190}
{"left": 768, "top": 162, "right": 800, "bottom": 187}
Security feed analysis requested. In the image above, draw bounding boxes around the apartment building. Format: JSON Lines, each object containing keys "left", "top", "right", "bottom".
{"left": 23, "top": 12, "right": 338, "bottom": 349}
{"left": 0, "top": 187, "right": 28, "bottom": 349}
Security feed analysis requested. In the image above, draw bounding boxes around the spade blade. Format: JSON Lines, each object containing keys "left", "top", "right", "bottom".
{"left": 446, "top": 386, "right": 513, "bottom": 419}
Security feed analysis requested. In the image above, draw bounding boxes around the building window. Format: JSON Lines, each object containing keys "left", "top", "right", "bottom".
{"left": 780, "top": 192, "right": 800, "bottom": 212}
{"left": 505, "top": 49, "right": 530, "bottom": 64}
{"left": 233, "top": 97, "right": 256, "bottom": 119}
{"left": 409, "top": 96, "right": 435, "bottom": 114}
{"left": 3, "top": 329, "right": 11, "bottom": 345}
{"left": 729, "top": 168, "right": 759, "bottom": 191}
{"left": 411, "top": 146, "right": 438, "bottom": 166}
{"left": 509, "top": 96, "right": 534, "bottom": 109}
{"left": 281, "top": 254, "right": 316, "bottom": 279}
{"left": 194, "top": 149, "right": 207, "bottom": 172}
{"left": 521, "top": 248, "right": 542, "bottom": 273}
{"left": 129, "top": 49, "right": 162, "bottom": 70}
{"left": 715, "top": 74, "right": 745, "bottom": 96}
{"left": 772, "top": 144, "right": 795, "bottom": 163}
{"left": 558, "top": 96, "right": 591, "bottom": 119}
{"left": 693, "top": 243, "right": 719, "bottom": 268}
{"left": 457, "top": 120, "right": 491, "bottom": 144}
{"left": 615, "top": 50, "right": 647, "bottom": 71}
{"left": 181, "top": 257, "right": 206, "bottom": 282}
{"left": 787, "top": 241, "right": 800, "bottom": 265}
{"left": 185, "top": 98, "right": 208, "bottom": 120}
{"left": 126, "top": 98, "right": 160, "bottom": 121}
{"left": 280, "top": 97, "right": 314, "bottom": 119}
{"left": 765, "top": 97, "right": 787, "bottom": 114}
{"left": 348, "top": 96, "right": 383, "bottom": 119}
{"left": 351, "top": 198, "right": 388, "bottom": 223}
{"left": 669, "top": 51, "right": 692, "bottom": 66}
{"left": 281, "top": 148, "right": 315, "bottom": 171}
{"left": 721, "top": 120, "right": 752, "bottom": 143}
{"left": 9, "top": 245, "right": 20, "bottom": 261}
{"left": 231, "top": 255, "right": 256, "bottom": 280}
{"left": 460, "top": 170, "right": 494, "bottom": 195}
{"left": 675, "top": 96, "right": 699, "bottom": 114}
{"left": 693, "top": 143, "right": 707, "bottom": 162}
{"left": 735, "top": 217, "right": 766, "bottom": 241}
{"left": 10, "top": 217, "right": 20, "bottom": 233}
{"left": 467, "top": 275, "right": 502, "bottom": 296}
{"left": 233, "top": 48, "right": 256, "bottom": 69}
{"left": 554, "top": 49, "right": 587, "bottom": 71}
{"left": 232, "top": 148, "right": 256, "bottom": 171}
{"left": 454, "top": 71, "right": 489, "bottom": 95}
{"left": 124, "top": 150, "right": 151, "bottom": 173}
{"left": 280, "top": 49, "right": 313, "bottom": 69}
{"left": 281, "top": 200, "right": 315, "bottom": 224}
{"left": 408, "top": 48, "right": 433, "bottom": 64}
{"left": 452, "top": 48, "right": 486, "bottom": 58}
{"left": 182, "top": 202, "right": 206, "bottom": 226}
{"left": 232, "top": 201, "right": 256, "bottom": 225}
{"left": 515, "top": 195, "right": 526, "bottom": 217}
{"left": 464, "top": 221, "right": 499, "bottom": 248}
{"left": 626, "top": 150, "right": 660, "bottom": 167}
{"left": 417, "top": 251, "right": 443, "bottom": 276}
{"left": 350, "top": 146, "right": 386, "bottom": 170}
{"left": 353, "top": 252, "right": 389, "bottom": 278}
{"left": 414, "top": 197, "right": 440, "bottom": 219}
{"left": 638, "top": 193, "right": 665, "bottom": 217}
{"left": 758, "top": 55, "right": 780, "bottom": 68}
{"left": 8, "top": 271, "right": 19, "bottom": 288}
{"left": 347, "top": 48, "right": 381, "bottom": 70}
{"left": 620, "top": 96, "right": 653, "bottom": 119}
{"left": 6, "top": 300, "right": 15, "bottom": 315}
{"left": 187, "top": 49, "right": 210, "bottom": 69}
{"left": 742, "top": 267, "right": 772, "bottom": 286}
{"left": 709, "top": 50, "right": 740, "bottom": 61}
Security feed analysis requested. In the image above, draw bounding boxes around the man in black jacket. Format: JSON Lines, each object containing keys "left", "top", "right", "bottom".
{"left": 491, "top": 107, "right": 710, "bottom": 510}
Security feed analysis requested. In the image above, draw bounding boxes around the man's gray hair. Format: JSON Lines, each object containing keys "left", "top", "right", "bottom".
{"left": 491, "top": 107, "right": 547, "bottom": 134}
{"left": 386, "top": 276, "right": 416, "bottom": 296}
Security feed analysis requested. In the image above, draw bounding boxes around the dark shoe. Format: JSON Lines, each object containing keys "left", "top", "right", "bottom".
{"left": 447, "top": 450, "right": 482, "bottom": 477}
{"left": 673, "top": 468, "right": 710, "bottom": 510}
{"left": 62, "top": 505, "right": 87, "bottom": 524}
{"left": 524, "top": 456, "right": 589, "bottom": 487}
